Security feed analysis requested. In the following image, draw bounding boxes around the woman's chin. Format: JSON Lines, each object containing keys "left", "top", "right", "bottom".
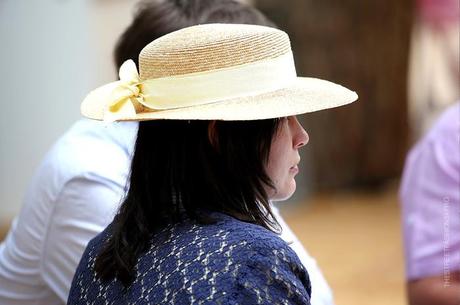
{"left": 269, "top": 180, "right": 297, "bottom": 202}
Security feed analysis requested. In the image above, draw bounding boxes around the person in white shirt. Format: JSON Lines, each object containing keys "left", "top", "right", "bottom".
{"left": 0, "top": 1, "right": 334, "bottom": 304}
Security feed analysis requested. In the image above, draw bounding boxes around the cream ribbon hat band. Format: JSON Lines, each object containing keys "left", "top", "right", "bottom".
{"left": 96, "top": 51, "right": 297, "bottom": 122}
{"left": 81, "top": 24, "right": 358, "bottom": 121}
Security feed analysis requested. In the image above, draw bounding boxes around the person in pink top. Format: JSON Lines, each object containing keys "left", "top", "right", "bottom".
{"left": 400, "top": 102, "right": 460, "bottom": 305}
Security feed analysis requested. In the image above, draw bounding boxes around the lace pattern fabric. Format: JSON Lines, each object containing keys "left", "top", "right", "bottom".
{"left": 68, "top": 213, "right": 311, "bottom": 305}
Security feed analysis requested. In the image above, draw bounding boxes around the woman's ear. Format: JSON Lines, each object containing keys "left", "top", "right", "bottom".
{"left": 207, "top": 120, "right": 220, "bottom": 151}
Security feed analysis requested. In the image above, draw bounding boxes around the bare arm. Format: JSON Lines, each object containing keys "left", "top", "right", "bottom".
{"left": 408, "top": 272, "right": 460, "bottom": 305}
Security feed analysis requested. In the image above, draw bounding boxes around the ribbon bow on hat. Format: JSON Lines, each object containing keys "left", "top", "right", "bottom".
{"left": 82, "top": 60, "right": 145, "bottom": 122}
{"left": 104, "top": 60, "right": 145, "bottom": 122}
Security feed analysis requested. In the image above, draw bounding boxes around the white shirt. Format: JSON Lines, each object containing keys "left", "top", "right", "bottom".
{"left": 0, "top": 119, "right": 334, "bottom": 305}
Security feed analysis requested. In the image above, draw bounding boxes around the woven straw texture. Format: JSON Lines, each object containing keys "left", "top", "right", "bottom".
{"left": 139, "top": 24, "right": 291, "bottom": 80}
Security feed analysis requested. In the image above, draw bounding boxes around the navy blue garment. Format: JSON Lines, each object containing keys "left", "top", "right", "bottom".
{"left": 68, "top": 213, "right": 311, "bottom": 304}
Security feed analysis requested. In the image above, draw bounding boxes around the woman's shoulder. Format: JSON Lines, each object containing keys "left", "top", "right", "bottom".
{"left": 156, "top": 212, "right": 299, "bottom": 257}
{"left": 206, "top": 212, "right": 302, "bottom": 256}
{"left": 140, "top": 213, "right": 312, "bottom": 303}
{"left": 79, "top": 213, "right": 295, "bottom": 263}
{"left": 79, "top": 213, "right": 308, "bottom": 277}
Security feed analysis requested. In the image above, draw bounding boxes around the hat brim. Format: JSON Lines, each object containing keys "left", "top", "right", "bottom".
{"left": 81, "top": 77, "right": 357, "bottom": 121}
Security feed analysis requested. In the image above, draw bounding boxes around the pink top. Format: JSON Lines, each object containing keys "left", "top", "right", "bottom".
{"left": 400, "top": 102, "right": 460, "bottom": 280}
{"left": 417, "top": 0, "right": 460, "bottom": 25}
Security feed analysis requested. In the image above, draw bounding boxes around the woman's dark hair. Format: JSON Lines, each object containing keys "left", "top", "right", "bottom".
{"left": 114, "top": 0, "right": 275, "bottom": 70}
{"left": 95, "top": 119, "right": 282, "bottom": 286}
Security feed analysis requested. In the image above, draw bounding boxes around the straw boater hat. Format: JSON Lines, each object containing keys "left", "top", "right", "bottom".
{"left": 82, "top": 24, "right": 357, "bottom": 122}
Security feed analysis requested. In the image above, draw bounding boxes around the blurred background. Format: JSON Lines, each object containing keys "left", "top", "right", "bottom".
{"left": 0, "top": 0, "right": 458, "bottom": 304}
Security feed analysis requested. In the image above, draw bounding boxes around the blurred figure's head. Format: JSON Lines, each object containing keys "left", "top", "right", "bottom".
{"left": 114, "top": 0, "right": 275, "bottom": 70}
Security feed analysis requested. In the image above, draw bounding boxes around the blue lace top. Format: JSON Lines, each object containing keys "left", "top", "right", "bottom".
{"left": 68, "top": 213, "right": 311, "bottom": 304}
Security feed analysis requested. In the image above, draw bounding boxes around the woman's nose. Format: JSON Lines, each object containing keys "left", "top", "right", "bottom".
{"left": 293, "top": 117, "right": 309, "bottom": 149}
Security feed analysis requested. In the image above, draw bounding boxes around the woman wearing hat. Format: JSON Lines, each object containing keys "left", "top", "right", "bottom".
{"left": 68, "top": 24, "right": 357, "bottom": 304}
